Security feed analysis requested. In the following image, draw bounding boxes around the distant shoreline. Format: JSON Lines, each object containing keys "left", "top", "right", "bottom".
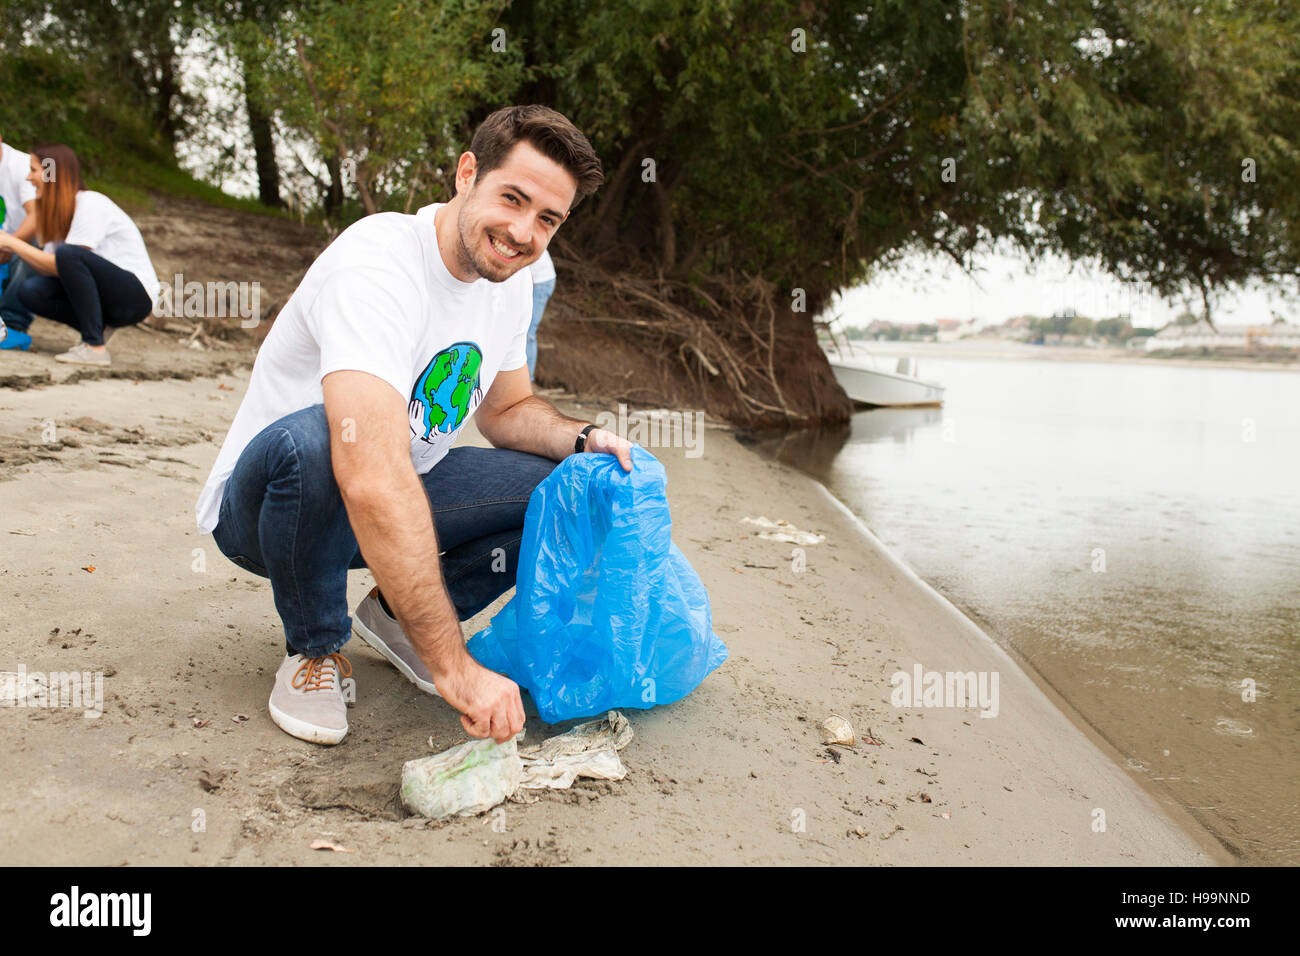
{"left": 836, "top": 339, "right": 1300, "bottom": 373}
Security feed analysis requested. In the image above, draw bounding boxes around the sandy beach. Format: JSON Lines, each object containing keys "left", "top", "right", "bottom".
{"left": 0, "top": 322, "right": 1231, "bottom": 865}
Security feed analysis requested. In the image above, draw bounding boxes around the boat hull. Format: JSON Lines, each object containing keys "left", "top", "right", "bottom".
{"left": 828, "top": 360, "right": 945, "bottom": 407}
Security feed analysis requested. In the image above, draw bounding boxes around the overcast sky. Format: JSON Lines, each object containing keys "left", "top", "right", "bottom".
{"left": 828, "top": 248, "right": 1298, "bottom": 330}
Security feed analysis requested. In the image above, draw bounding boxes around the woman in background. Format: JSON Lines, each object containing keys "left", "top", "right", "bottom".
{"left": 0, "top": 144, "right": 159, "bottom": 366}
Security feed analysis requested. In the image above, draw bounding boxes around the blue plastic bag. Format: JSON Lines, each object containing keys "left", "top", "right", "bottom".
{"left": 467, "top": 444, "right": 728, "bottom": 723}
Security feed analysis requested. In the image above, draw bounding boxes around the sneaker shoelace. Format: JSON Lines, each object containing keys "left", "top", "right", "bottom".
{"left": 292, "top": 653, "right": 352, "bottom": 693}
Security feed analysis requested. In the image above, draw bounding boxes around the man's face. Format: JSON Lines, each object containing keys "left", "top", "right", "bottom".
{"left": 454, "top": 140, "right": 576, "bottom": 282}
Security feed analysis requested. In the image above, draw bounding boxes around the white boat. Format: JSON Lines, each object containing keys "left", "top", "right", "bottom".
{"left": 824, "top": 345, "right": 945, "bottom": 407}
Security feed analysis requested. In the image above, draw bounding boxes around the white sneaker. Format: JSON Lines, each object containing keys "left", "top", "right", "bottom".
{"left": 54, "top": 342, "right": 111, "bottom": 366}
{"left": 353, "top": 587, "right": 441, "bottom": 697}
{"left": 267, "top": 652, "right": 352, "bottom": 745}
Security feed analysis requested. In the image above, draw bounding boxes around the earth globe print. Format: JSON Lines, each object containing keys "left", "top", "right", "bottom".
{"left": 413, "top": 341, "right": 483, "bottom": 437}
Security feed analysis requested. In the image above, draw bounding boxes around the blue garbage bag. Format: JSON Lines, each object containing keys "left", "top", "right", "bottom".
{"left": 467, "top": 443, "right": 728, "bottom": 723}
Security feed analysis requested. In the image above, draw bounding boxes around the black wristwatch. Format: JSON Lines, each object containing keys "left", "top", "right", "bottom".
{"left": 574, "top": 423, "right": 598, "bottom": 454}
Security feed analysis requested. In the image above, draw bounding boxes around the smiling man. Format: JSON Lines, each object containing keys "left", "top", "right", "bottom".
{"left": 195, "top": 105, "right": 625, "bottom": 746}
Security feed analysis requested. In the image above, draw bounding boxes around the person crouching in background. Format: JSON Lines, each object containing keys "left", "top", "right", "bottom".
{"left": 525, "top": 247, "right": 556, "bottom": 380}
{"left": 0, "top": 144, "right": 160, "bottom": 366}
{"left": 0, "top": 131, "right": 38, "bottom": 350}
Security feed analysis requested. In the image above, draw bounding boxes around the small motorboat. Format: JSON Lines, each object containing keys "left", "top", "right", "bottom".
{"left": 824, "top": 345, "right": 945, "bottom": 407}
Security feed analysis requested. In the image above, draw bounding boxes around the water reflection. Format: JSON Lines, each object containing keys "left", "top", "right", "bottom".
{"left": 849, "top": 407, "right": 943, "bottom": 445}
{"left": 745, "top": 406, "right": 943, "bottom": 473}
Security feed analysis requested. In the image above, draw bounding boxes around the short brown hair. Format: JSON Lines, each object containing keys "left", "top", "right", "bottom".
{"left": 469, "top": 105, "right": 603, "bottom": 209}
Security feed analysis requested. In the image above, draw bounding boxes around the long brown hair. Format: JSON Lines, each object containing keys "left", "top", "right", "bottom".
{"left": 31, "top": 144, "right": 85, "bottom": 244}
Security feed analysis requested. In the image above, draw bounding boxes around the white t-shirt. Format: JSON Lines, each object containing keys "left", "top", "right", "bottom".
{"left": 0, "top": 143, "right": 37, "bottom": 234}
{"left": 195, "top": 202, "right": 532, "bottom": 534}
{"left": 529, "top": 248, "right": 555, "bottom": 284}
{"left": 46, "top": 191, "right": 160, "bottom": 305}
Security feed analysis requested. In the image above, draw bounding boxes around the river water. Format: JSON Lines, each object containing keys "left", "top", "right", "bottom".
{"left": 751, "top": 347, "right": 1299, "bottom": 864}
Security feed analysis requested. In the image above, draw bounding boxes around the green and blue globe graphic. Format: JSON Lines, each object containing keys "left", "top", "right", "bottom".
{"left": 411, "top": 341, "right": 483, "bottom": 440}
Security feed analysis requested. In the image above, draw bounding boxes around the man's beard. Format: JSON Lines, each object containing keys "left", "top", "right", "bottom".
{"left": 456, "top": 203, "right": 521, "bottom": 283}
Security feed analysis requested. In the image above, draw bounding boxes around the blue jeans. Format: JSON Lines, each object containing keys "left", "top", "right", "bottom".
{"left": 0, "top": 247, "right": 36, "bottom": 332}
{"left": 526, "top": 278, "right": 555, "bottom": 379}
{"left": 211, "top": 404, "right": 558, "bottom": 657}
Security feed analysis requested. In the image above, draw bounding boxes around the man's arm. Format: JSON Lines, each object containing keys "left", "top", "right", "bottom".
{"left": 0, "top": 229, "right": 56, "bottom": 274}
{"left": 477, "top": 366, "right": 633, "bottom": 469}
{"left": 322, "top": 369, "right": 525, "bottom": 742}
{"left": 0, "top": 200, "right": 36, "bottom": 264}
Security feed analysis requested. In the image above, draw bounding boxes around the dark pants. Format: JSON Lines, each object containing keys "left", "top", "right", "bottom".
{"left": 211, "top": 404, "right": 558, "bottom": 657}
{"left": 18, "top": 244, "right": 152, "bottom": 346}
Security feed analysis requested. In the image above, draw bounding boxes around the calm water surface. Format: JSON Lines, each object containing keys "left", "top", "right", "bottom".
{"left": 755, "top": 351, "right": 1299, "bottom": 864}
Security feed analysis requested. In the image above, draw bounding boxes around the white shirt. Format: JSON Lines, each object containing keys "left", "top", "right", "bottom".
{"left": 0, "top": 143, "right": 37, "bottom": 234}
{"left": 529, "top": 248, "right": 555, "bottom": 284}
{"left": 195, "top": 202, "right": 532, "bottom": 534}
{"left": 46, "top": 191, "right": 160, "bottom": 305}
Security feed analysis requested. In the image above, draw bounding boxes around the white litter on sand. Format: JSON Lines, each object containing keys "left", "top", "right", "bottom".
{"left": 517, "top": 710, "right": 633, "bottom": 790}
{"left": 741, "top": 515, "right": 826, "bottom": 546}
{"left": 400, "top": 711, "right": 634, "bottom": 819}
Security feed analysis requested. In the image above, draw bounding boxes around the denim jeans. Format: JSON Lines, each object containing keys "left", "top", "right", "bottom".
{"left": 526, "top": 278, "right": 556, "bottom": 379}
{"left": 18, "top": 244, "right": 152, "bottom": 346}
{"left": 211, "top": 404, "right": 558, "bottom": 657}
{"left": 0, "top": 246, "right": 36, "bottom": 332}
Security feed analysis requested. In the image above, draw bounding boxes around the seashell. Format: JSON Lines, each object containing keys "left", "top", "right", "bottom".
{"left": 821, "top": 714, "right": 854, "bottom": 746}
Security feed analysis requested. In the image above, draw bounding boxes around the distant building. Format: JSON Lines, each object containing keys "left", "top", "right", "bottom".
{"left": 936, "top": 318, "right": 974, "bottom": 342}
{"left": 1145, "top": 320, "right": 1300, "bottom": 352}
{"left": 987, "top": 315, "right": 1034, "bottom": 341}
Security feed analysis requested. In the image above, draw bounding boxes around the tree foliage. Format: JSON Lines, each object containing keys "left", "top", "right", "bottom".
{"left": 252, "top": 0, "right": 527, "bottom": 214}
{"left": 3, "top": 0, "right": 1297, "bottom": 420}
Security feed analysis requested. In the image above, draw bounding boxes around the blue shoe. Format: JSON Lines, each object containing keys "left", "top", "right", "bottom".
{"left": 0, "top": 329, "right": 32, "bottom": 351}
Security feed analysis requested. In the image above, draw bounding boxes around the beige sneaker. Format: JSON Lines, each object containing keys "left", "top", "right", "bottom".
{"left": 55, "top": 342, "right": 111, "bottom": 366}
{"left": 267, "top": 652, "right": 352, "bottom": 745}
{"left": 353, "top": 587, "right": 441, "bottom": 697}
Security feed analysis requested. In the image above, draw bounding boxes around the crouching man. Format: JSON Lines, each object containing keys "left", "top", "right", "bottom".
{"left": 195, "top": 105, "right": 630, "bottom": 746}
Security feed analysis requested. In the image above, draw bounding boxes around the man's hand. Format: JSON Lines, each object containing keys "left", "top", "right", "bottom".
{"left": 582, "top": 427, "right": 634, "bottom": 471}
{"left": 435, "top": 661, "right": 525, "bottom": 743}
{"left": 407, "top": 398, "right": 427, "bottom": 441}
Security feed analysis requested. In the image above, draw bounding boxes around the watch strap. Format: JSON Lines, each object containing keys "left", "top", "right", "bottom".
{"left": 574, "top": 423, "right": 598, "bottom": 454}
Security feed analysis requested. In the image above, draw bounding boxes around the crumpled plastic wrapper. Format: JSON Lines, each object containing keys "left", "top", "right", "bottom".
{"left": 400, "top": 710, "right": 634, "bottom": 819}
{"left": 741, "top": 515, "right": 825, "bottom": 546}
{"left": 518, "top": 710, "right": 633, "bottom": 790}
{"left": 400, "top": 734, "right": 524, "bottom": 820}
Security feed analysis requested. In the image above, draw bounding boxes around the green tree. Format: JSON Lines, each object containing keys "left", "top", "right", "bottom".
{"left": 6, "top": 0, "right": 199, "bottom": 152}
{"left": 964, "top": 0, "right": 1300, "bottom": 328}
{"left": 257, "top": 0, "right": 526, "bottom": 216}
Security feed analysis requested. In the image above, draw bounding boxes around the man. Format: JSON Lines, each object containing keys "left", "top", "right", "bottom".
{"left": 0, "top": 132, "right": 38, "bottom": 350}
{"left": 196, "top": 105, "right": 628, "bottom": 746}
